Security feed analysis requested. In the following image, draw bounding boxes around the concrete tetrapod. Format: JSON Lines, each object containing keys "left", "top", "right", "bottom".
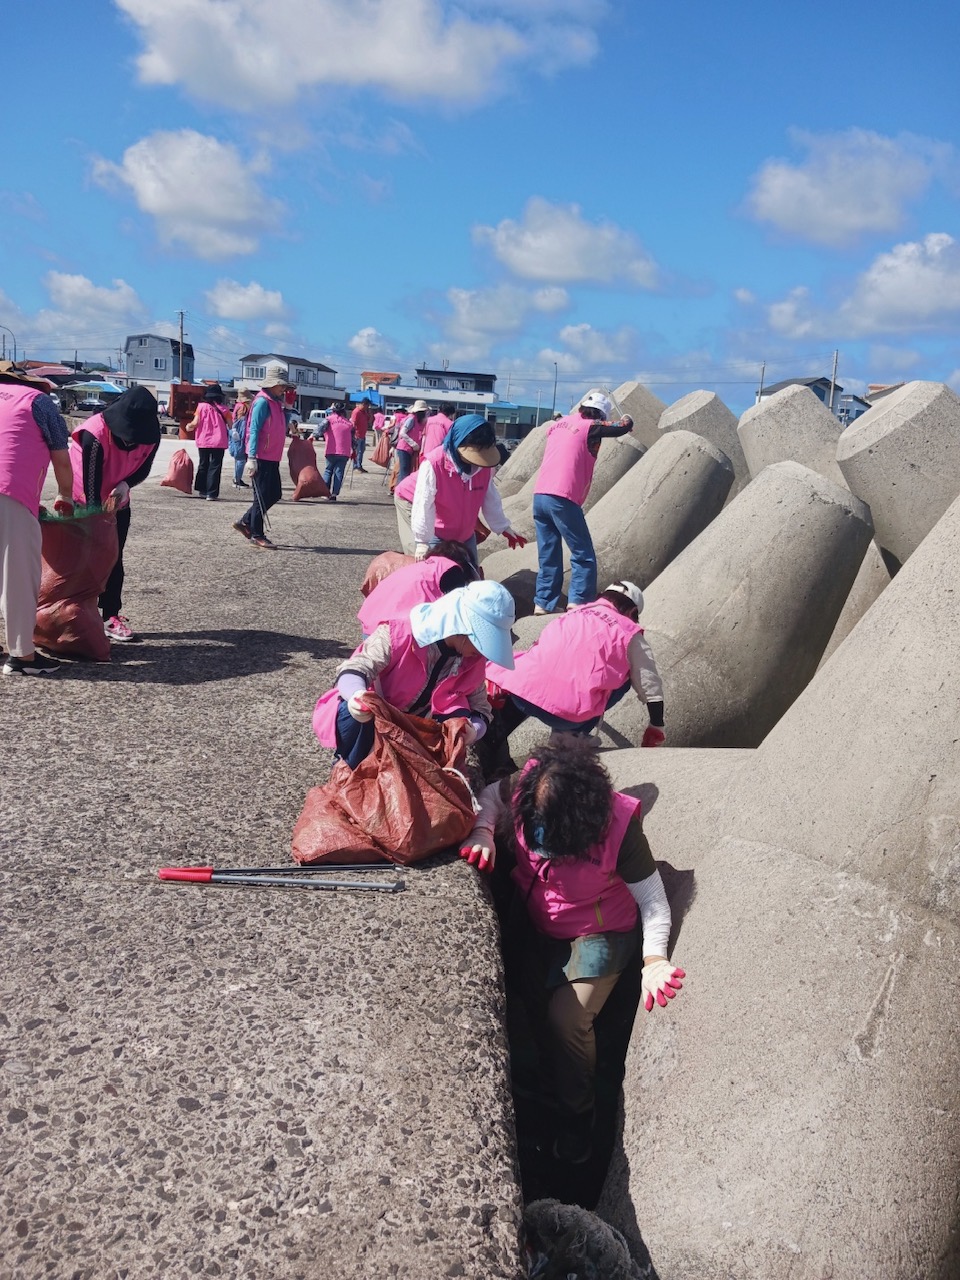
{"left": 737, "top": 383, "right": 846, "bottom": 486}
{"left": 658, "top": 390, "right": 749, "bottom": 496}
{"left": 585, "top": 430, "right": 734, "bottom": 589}
{"left": 599, "top": 461, "right": 873, "bottom": 748}
{"left": 836, "top": 379, "right": 960, "bottom": 567}
{"left": 611, "top": 380, "right": 668, "bottom": 449}
{"left": 595, "top": 486, "right": 960, "bottom": 1279}
{"left": 494, "top": 424, "right": 547, "bottom": 499}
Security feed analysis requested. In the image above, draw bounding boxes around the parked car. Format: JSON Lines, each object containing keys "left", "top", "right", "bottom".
{"left": 308, "top": 408, "right": 329, "bottom": 439}
{"left": 76, "top": 397, "right": 107, "bottom": 412}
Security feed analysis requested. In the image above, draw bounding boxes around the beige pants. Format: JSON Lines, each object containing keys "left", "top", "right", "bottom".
{"left": 0, "top": 494, "right": 42, "bottom": 658}
{"left": 395, "top": 495, "right": 415, "bottom": 556}
{"left": 547, "top": 971, "right": 622, "bottom": 1116}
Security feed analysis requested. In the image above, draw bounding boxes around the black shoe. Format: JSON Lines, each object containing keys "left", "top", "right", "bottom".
{"left": 233, "top": 480, "right": 250, "bottom": 489}
{"left": 3, "top": 653, "right": 61, "bottom": 677}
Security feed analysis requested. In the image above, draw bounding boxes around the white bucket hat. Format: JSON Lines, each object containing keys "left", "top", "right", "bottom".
{"left": 580, "top": 389, "right": 613, "bottom": 418}
{"left": 263, "top": 362, "right": 290, "bottom": 387}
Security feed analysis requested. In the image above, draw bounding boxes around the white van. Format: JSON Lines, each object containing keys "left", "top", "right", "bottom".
{"left": 307, "top": 408, "right": 329, "bottom": 439}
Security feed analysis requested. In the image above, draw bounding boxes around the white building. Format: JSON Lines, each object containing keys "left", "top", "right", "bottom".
{"left": 237, "top": 353, "right": 347, "bottom": 417}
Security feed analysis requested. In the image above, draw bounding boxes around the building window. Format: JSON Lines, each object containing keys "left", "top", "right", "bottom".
{"left": 138, "top": 338, "right": 147, "bottom": 346}
{"left": 135, "top": 358, "right": 144, "bottom": 366}
{"left": 244, "top": 365, "right": 266, "bottom": 380}
{"left": 154, "top": 358, "right": 166, "bottom": 370}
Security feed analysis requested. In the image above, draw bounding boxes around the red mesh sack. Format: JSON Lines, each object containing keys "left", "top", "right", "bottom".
{"left": 34, "top": 508, "right": 118, "bottom": 662}
{"left": 160, "top": 448, "right": 194, "bottom": 494}
{"left": 292, "top": 465, "right": 331, "bottom": 501}
{"left": 360, "top": 550, "right": 414, "bottom": 597}
{"left": 287, "top": 436, "right": 317, "bottom": 483}
{"left": 292, "top": 693, "right": 477, "bottom": 865}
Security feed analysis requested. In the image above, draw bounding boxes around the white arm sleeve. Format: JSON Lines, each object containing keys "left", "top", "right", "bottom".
{"left": 628, "top": 631, "right": 664, "bottom": 705}
{"left": 480, "top": 477, "right": 511, "bottom": 534}
{"left": 410, "top": 460, "right": 438, "bottom": 545}
{"left": 472, "top": 781, "right": 507, "bottom": 835}
{"left": 626, "top": 869, "right": 672, "bottom": 960}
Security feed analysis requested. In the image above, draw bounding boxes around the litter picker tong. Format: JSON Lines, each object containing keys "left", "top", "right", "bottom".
{"left": 158, "top": 864, "right": 403, "bottom": 893}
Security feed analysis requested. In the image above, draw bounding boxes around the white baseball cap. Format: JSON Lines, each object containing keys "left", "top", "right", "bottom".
{"left": 606, "top": 580, "right": 644, "bottom": 613}
{"left": 580, "top": 389, "right": 613, "bottom": 418}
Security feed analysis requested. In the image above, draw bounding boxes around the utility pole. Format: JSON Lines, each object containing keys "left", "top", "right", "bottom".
{"left": 534, "top": 387, "right": 542, "bottom": 428}
{"left": 756, "top": 360, "right": 765, "bottom": 404}
{"left": 550, "top": 361, "right": 558, "bottom": 416}
{"left": 177, "top": 310, "right": 185, "bottom": 382}
{"left": 828, "top": 349, "right": 839, "bottom": 413}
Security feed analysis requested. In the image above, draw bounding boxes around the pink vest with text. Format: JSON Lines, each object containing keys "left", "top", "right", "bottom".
{"left": 357, "top": 556, "right": 458, "bottom": 635}
{"left": 312, "top": 614, "right": 484, "bottom": 748}
{"left": 395, "top": 416, "right": 424, "bottom": 454}
{"left": 512, "top": 777, "right": 640, "bottom": 939}
{"left": 251, "top": 392, "right": 287, "bottom": 462}
{"left": 0, "top": 384, "right": 52, "bottom": 517}
{"left": 194, "top": 401, "right": 230, "bottom": 449}
{"left": 69, "top": 415, "right": 156, "bottom": 507}
{"left": 422, "top": 413, "right": 452, "bottom": 455}
{"left": 488, "top": 600, "right": 641, "bottom": 721}
{"left": 324, "top": 413, "right": 353, "bottom": 457}
{"left": 395, "top": 447, "right": 491, "bottom": 542}
{"left": 534, "top": 412, "right": 596, "bottom": 506}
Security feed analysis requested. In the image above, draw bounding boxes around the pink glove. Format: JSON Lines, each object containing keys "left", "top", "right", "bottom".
{"left": 641, "top": 724, "right": 666, "bottom": 748}
{"left": 642, "top": 961, "right": 685, "bottom": 1012}
{"left": 459, "top": 830, "right": 496, "bottom": 872}
{"left": 505, "top": 530, "right": 527, "bottom": 549}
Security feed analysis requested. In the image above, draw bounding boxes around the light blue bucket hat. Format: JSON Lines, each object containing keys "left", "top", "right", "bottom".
{"left": 410, "top": 580, "right": 516, "bottom": 669}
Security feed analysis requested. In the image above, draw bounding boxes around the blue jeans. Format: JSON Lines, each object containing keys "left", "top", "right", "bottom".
{"left": 324, "top": 453, "right": 349, "bottom": 496}
{"left": 396, "top": 449, "right": 415, "bottom": 482}
{"left": 353, "top": 436, "right": 366, "bottom": 468}
{"left": 234, "top": 452, "right": 247, "bottom": 484}
{"left": 533, "top": 493, "right": 597, "bottom": 611}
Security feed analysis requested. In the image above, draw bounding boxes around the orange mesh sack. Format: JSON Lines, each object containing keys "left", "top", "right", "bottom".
{"left": 360, "top": 551, "right": 414, "bottom": 597}
{"left": 160, "top": 448, "right": 194, "bottom": 494}
{"left": 34, "top": 508, "right": 118, "bottom": 662}
{"left": 292, "top": 693, "right": 477, "bottom": 865}
{"left": 371, "top": 431, "right": 390, "bottom": 468}
{"left": 287, "top": 436, "right": 317, "bottom": 483}
{"left": 292, "top": 465, "right": 331, "bottom": 501}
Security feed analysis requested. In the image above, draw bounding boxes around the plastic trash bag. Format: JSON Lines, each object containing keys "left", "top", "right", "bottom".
{"left": 292, "top": 465, "right": 331, "bottom": 501}
{"left": 34, "top": 506, "right": 118, "bottom": 662}
{"left": 287, "top": 436, "right": 317, "bottom": 484}
{"left": 359, "top": 550, "right": 415, "bottom": 597}
{"left": 160, "top": 448, "right": 194, "bottom": 494}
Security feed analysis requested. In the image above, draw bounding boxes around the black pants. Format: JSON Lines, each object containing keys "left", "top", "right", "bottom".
{"left": 100, "top": 504, "right": 131, "bottom": 621}
{"left": 240, "top": 461, "right": 282, "bottom": 538}
{"left": 195, "top": 448, "right": 225, "bottom": 499}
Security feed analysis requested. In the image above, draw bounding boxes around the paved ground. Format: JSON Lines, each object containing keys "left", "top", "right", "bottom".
{"left": 1, "top": 448, "right": 525, "bottom": 1279}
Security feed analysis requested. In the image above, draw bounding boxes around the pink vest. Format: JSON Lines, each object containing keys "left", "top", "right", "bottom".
{"left": 422, "top": 414, "right": 452, "bottom": 455}
{"left": 313, "top": 614, "right": 484, "bottom": 748}
{"left": 251, "top": 392, "right": 287, "bottom": 462}
{"left": 194, "top": 401, "right": 230, "bottom": 449}
{"left": 395, "top": 416, "right": 424, "bottom": 454}
{"left": 395, "top": 447, "right": 491, "bottom": 542}
{"left": 512, "top": 779, "right": 640, "bottom": 939}
{"left": 372, "top": 412, "right": 386, "bottom": 433}
{"left": 325, "top": 414, "right": 353, "bottom": 457}
{"left": 69, "top": 415, "right": 156, "bottom": 507}
{"left": 488, "top": 601, "right": 641, "bottom": 721}
{"left": 358, "top": 556, "right": 458, "bottom": 635}
{"left": 0, "top": 384, "right": 52, "bottom": 517}
{"left": 534, "top": 413, "right": 596, "bottom": 506}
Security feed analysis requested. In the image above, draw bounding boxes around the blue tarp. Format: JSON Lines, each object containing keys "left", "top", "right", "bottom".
{"left": 347, "top": 389, "right": 385, "bottom": 408}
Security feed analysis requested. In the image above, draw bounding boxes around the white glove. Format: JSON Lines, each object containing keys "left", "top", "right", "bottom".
{"left": 414, "top": 543, "right": 429, "bottom": 561}
{"left": 104, "top": 481, "right": 130, "bottom": 513}
{"left": 461, "top": 717, "right": 479, "bottom": 746}
{"left": 244, "top": 458, "right": 259, "bottom": 480}
{"left": 347, "top": 692, "right": 373, "bottom": 723}
{"left": 641, "top": 959, "right": 686, "bottom": 1012}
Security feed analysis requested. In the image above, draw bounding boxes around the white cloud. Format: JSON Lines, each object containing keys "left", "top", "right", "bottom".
{"left": 429, "top": 282, "right": 575, "bottom": 362}
{"left": 0, "top": 273, "right": 149, "bottom": 365}
{"left": 734, "top": 287, "right": 756, "bottom": 305}
{"left": 115, "top": 0, "right": 603, "bottom": 110}
{"left": 532, "top": 286, "right": 570, "bottom": 312}
{"left": 93, "top": 130, "right": 283, "bottom": 258}
{"left": 474, "top": 197, "right": 659, "bottom": 287}
{"left": 348, "top": 327, "right": 400, "bottom": 364}
{"left": 536, "top": 321, "right": 635, "bottom": 374}
{"left": 205, "top": 279, "right": 287, "bottom": 321}
{"left": 746, "top": 128, "right": 952, "bottom": 247}
{"left": 768, "top": 234, "right": 960, "bottom": 339}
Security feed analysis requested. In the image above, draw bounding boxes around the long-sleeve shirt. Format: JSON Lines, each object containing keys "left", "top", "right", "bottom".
{"left": 409, "top": 458, "right": 512, "bottom": 544}
{"left": 626, "top": 631, "right": 664, "bottom": 723}
{"left": 32, "top": 393, "right": 69, "bottom": 451}
{"left": 245, "top": 391, "right": 284, "bottom": 458}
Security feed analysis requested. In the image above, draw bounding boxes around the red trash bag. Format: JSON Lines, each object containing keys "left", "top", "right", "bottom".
{"left": 360, "top": 550, "right": 414, "bottom": 597}
{"left": 34, "top": 507, "right": 118, "bottom": 662}
{"left": 160, "top": 448, "right": 194, "bottom": 494}
{"left": 287, "top": 436, "right": 317, "bottom": 483}
{"left": 292, "top": 693, "right": 477, "bottom": 866}
{"left": 292, "top": 465, "right": 331, "bottom": 501}
{"left": 370, "top": 431, "right": 390, "bottom": 469}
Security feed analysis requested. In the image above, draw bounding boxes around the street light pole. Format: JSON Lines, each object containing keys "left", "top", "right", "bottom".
{"left": 0, "top": 324, "right": 17, "bottom": 363}
{"left": 550, "top": 361, "right": 558, "bottom": 416}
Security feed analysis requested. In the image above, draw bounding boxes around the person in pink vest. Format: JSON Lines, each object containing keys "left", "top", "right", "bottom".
{"left": 394, "top": 413, "right": 526, "bottom": 565}
{"left": 394, "top": 399, "right": 430, "bottom": 483}
{"left": 186, "top": 383, "right": 231, "bottom": 501}
{"left": 233, "top": 364, "right": 291, "bottom": 550}
{"left": 322, "top": 402, "right": 354, "bottom": 500}
{"left": 481, "top": 582, "right": 664, "bottom": 776}
{"left": 532, "top": 390, "right": 634, "bottom": 614}
{"left": 70, "top": 385, "right": 161, "bottom": 643}
{"left": 0, "top": 364, "right": 75, "bottom": 676}
{"left": 460, "top": 734, "right": 684, "bottom": 1163}
{"left": 422, "top": 402, "right": 456, "bottom": 455}
{"left": 313, "top": 580, "right": 515, "bottom": 769}
{"left": 349, "top": 397, "right": 373, "bottom": 474}
{"left": 357, "top": 541, "right": 477, "bottom": 637}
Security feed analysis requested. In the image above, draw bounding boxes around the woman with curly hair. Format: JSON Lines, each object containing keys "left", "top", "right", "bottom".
{"left": 460, "top": 734, "right": 685, "bottom": 1164}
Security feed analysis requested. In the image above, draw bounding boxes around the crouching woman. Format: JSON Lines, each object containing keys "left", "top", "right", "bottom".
{"left": 313, "top": 580, "right": 516, "bottom": 769}
{"left": 461, "top": 735, "right": 685, "bottom": 1163}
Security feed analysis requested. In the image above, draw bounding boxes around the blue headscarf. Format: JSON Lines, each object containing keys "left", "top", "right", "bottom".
{"left": 443, "top": 413, "right": 493, "bottom": 473}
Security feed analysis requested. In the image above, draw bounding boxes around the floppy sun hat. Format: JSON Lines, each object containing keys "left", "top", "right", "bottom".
{"left": 450, "top": 413, "right": 501, "bottom": 468}
{"left": 410, "top": 399, "right": 431, "bottom": 414}
{"left": 458, "top": 581, "right": 516, "bottom": 668}
{"left": 263, "top": 362, "right": 291, "bottom": 386}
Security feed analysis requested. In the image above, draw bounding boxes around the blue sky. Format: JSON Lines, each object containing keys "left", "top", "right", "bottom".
{"left": 2, "top": 0, "right": 958, "bottom": 413}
